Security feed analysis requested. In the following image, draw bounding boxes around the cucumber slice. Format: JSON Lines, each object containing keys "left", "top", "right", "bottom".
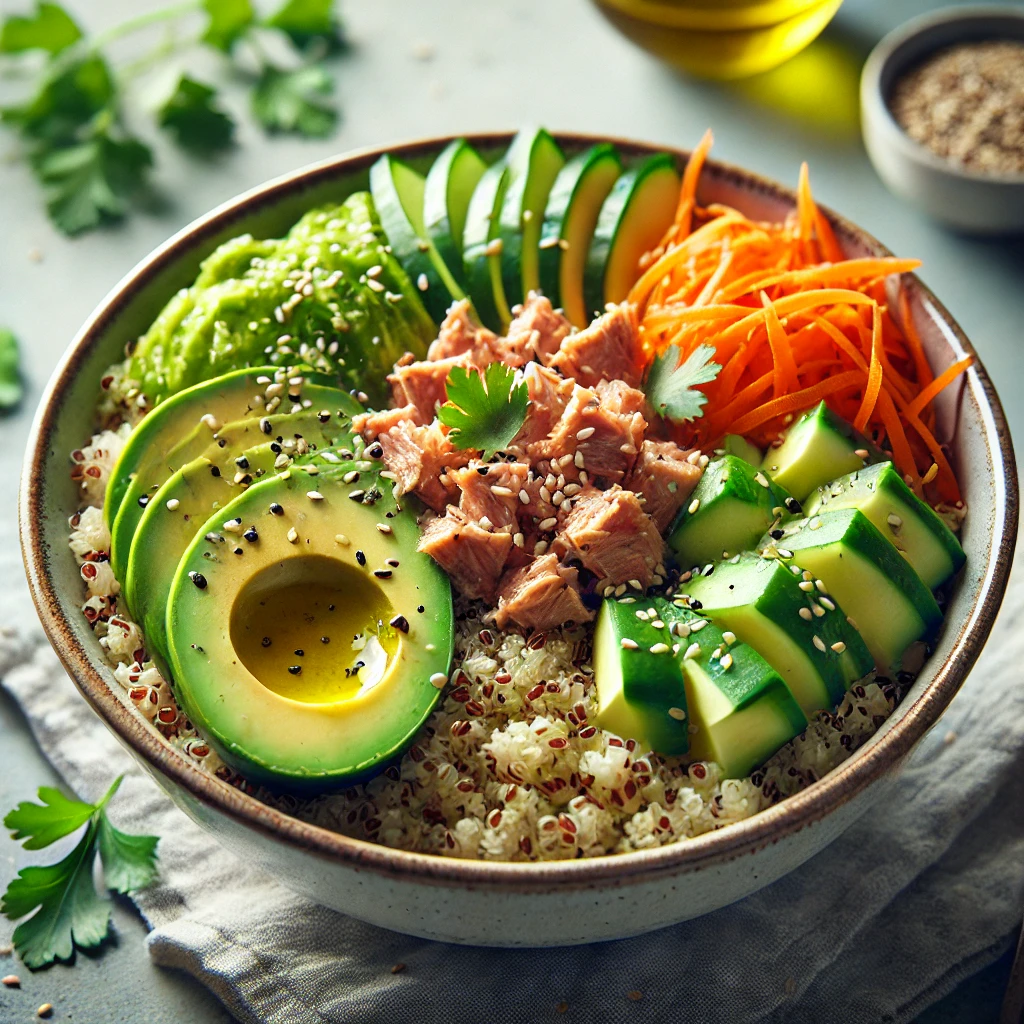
{"left": 593, "top": 597, "right": 689, "bottom": 755}
{"left": 462, "top": 160, "right": 512, "bottom": 331}
{"left": 497, "top": 128, "right": 565, "bottom": 310}
{"left": 423, "top": 139, "right": 487, "bottom": 288}
{"left": 538, "top": 144, "right": 622, "bottom": 327}
{"left": 370, "top": 153, "right": 464, "bottom": 323}
{"left": 721, "top": 434, "right": 763, "bottom": 466}
{"left": 585, "top": 153, "right": 681, "bottom": 317}
{"left": 803, "top": 461, "right": 965, "bottom": 589}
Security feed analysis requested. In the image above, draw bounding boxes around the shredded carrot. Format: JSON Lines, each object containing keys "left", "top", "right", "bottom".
{"left": 632, "top": 137, "right": 971, "bottom": 502}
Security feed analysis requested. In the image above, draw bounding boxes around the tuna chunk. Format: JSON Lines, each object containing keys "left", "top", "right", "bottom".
{"left": 547, "top": 303, "right": 644, "bottom": 388}
{"left": 450, "top": 461, "right": 530, "bottom": 531}
{"left": 595, "top": 378, "right": 648, "bottom": 420}
{"left": 389, "top": 354, "right": 469, "bottom": 423}
{"left": 497, "top": 294, "right": 573, "bottom": 366}
{"left": 427, "top": 299, "right": 499, "bottom": 362}
{"left": 418, "top": 509, "right": 513, "bottom": 603}
{"left": 493, "top": 554, "right": 592, "bottom": 631}
{"left": 512, "top": 363, "right": 575, "bottom": 448}
{"left": 354, "top": 404, "right": 422, "bottom": 439}
{"left": 552, "top": 486, "right": 663, "bottom": 590}
{"left": 625, "top": 440, "right": 703, "bottom": 532}
{"left": 378, "top": 420, "right": 470, "bottom": 513}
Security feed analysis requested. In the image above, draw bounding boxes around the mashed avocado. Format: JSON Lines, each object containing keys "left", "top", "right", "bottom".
{"left": 126, "top": 192, "right": 435, "bottom": 408}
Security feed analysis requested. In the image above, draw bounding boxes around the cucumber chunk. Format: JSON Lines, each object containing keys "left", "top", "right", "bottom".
{"left": 721, "top": 434, "right": 763, "bottom": 466}
{"left": 423, "top": 139, "right": 487, "bottom": 289}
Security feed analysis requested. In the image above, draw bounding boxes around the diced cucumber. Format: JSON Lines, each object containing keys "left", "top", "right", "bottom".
{"left": 498, "top": 128, "right": 565, "bottom": 310}
{"left": 681, "top": 554, "right": 874, "bottom": 716}
{"left": 593, "top": 598, "right": 689, "bottom": 755}
{"left": 423, "top": 139, "right": 487, "bottom": 289}
{"left": 584, "top": 153, "right": 681, "bottom": 317}
{"left": 803, "top": 461, "right": 965, "bottom": 590}
{"left": 658, "top": 604, "right": 807, "bottom": 779}
{"left": 761, "top": 401, "right": 885, "bottom": 502}
{"left": 369, "top": 153, "right": 464, "bottom": 323}
{"left": 668, "top": 454, "right": 791, "bottom": 568}
{"left": 538, "top": 144, "right": 622, "bottom": 327}
{"left": 462, "top": 160, "right": 512, "bottom": 331}
{"left": 770, "top": 508, "right": 942, "bottom": 672}
{"left": 721, "top": 434, "right": 763, "bottom": 466}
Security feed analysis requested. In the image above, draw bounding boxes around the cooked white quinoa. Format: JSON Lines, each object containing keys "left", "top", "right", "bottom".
{"left": 70, "top": 422, "right": 909, "bottom": 861}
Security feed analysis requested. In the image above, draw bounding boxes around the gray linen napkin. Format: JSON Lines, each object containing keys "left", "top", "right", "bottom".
{"left": 2, "top": 554, "right": 1023, "bottom": 1024}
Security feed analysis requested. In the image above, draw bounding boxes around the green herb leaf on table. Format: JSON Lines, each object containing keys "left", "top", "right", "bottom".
{"left": 158, "top": 76, "right": 235, "bottom": 155}
{"left": 0, "top": 2, "right": 81, "bottom": 55}
{"left": 1, "top": 775, "right": 159, "bottom": 969}
{"left": 439, "top": 363, "right": 529, "bottom": 460}
{"left": 201, "top": 0, "right": 255, "bottom": 53}
{"left": 0, "top": 328, "right": 24, "bottom": 411}
{"left": 267, "top": 0, "right": 345, "bottom": 52}
{"left": 645, "top": 343, "right": 721, "bottom": 423}
{"left": 251, "top": 64, "right": 337, "bottom": 137}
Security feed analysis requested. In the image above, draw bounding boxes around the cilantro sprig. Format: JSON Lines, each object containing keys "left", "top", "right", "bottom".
{"left": 0, "top": 328, "right": 24, "bottom": 411}
{"left": 0, "top": 0, "right": 346, "bottom": 235}
{"left": 1, "top": 776, "right": 158, "bottom": 968}
{"left": 645, "top": 343, "right": 722, "bottom": 423}
{"left": 439, "top": 363, "right": 529, "bottom": 460}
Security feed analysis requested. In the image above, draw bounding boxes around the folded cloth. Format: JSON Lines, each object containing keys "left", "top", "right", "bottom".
{"left": 3, "top": 558, "right": 1023, "bottom": 1024}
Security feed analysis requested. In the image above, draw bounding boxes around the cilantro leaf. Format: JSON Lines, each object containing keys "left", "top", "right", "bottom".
{"left": 0, "top": 2, "right": 81, "bottom": 55}
{"left": 201, "top": 0, "right": 255, "bottom": 53}
{"left": 251, "top": 64, "right": 336, "bottom": 137}
{"left": 35, "top": 125, "right": 153, "bottom": 236}
{"left": 439, "top": 363, "right": 528, "bottom": 460}
{"left": 266, "top": 0, "right": 344, "bottom": 52}
{"left": 1, "top": 775, "right": 158, "bottom": 969}
{"left": 0, "top": 328, "right": 24, "bottom": 411}
{"left": 158, "top": 75, "right": 235, "bottom": 155}
{"left": 645, "top": 343, "right": 721, "bottom": 423}
{"left": 3, "top": 787, "right": 94, "bottom": 850}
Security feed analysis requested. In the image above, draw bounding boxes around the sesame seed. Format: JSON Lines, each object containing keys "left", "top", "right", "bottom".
{"left": 815, "top": 579, "right": 828, "bottom": 594}
{"left": 430, "top": 672, "right": 448, "bottom": 688}
{"left": 668, "top": 706, "right": 686, "bottom": 721}
{"left": 720, "top": 653, "right": 734, "bottom": 670}
{"left": 576, "top": 427, "right": 596, "bottom": 440}
{"left": 754, "top": 471, "right": 770, "bottom": 488}
{"left": 809, "top": 518, "right": 823, "bottom": 530}
{"left": 688, "top": 498, "right": 700, "bottom": 515}
{"left": 374, "top": 569, "right": 393, "bottom": 579}
{"left": 483, "top": 238, "right": 503, "bottom": 257}
{"left": 491, "top": 485, "right": 514, "bottom": 497}
{"left": 672, "top": 621, "right": 691, "bottom": 638}
{"left": 799, "top": 607, "right": 813, "bottom": 620}
{"left": 519, "top": 489, "right": 530, "bottom": 504}
{"left": 417, "top": 273, "right": 429, "bottom": 291}
{"left": 307, "top": 490, "right": 324, "bottom": 501}
{"left": 287, "top": 527, "right": 298, "bottom": 543}
{"left": 847, "top": 615, "right": 859, "bottom": 630}
{"left": 854, "top": 448, "right": 869, "bottom": 458}
{"left": 513, "top": 532, "right": 525, "bottom": 547}
{"left": 684, "top": 642, "right": 701, "bottom": 659}
{"left": 200, "top": 413, "right": 221, "bottom": 431}
{"left": 335, "top": 534, "right": 349, "bottom": 546}
{"left": 813, "top": 604, "right": 825, "bottom": 617}
{"left": 224, "top": 518, "right": 242, "bottom": 533}
{"left": 686, "top": 450, "right": 701, "bottom": 465}
{"left": 689, "top": 619, "right": 707, "bottom": 631}
{"left": 649, "top": 642, "right": 670, "bottom": 654}
{"left": 188, "top": 571, "right": 207, "bottom": 589}
{"left": 390, "top": 615, "right": 410, "bottom": 633}
{"left": 722, "top": 631, "right": 736, "bottom": 645}
{"left": 819, "top": 596, "right": 836, "bottom": 611}
{"left": 651, "top": 619, "right": 665, "bottom": 630}
{"left": 574, "top": 451, "right": 585, "bottom": 469}
{"left": 166, "top": 498, "right": 180, "bottom": 511}
{"left": 3, "top": 975, "right": 21, "bottom": 988}
{"left": 376, "top": 523, "right": 392, "bottom": 534}
{"left": 812, "top": 635, "right": 826, "bottom": 652}
{"left": 366, "top": 277, "right": 385, "bottom": 292}
{"left": 539, "top": 516, "right": 557, "bottom": 531}
{"left": 887, "top": 513, "right": 903, "bottom": 529}
{"left": 798, "top": 580, "right": 815, "bottom": 591}
{"left": 831, "top": 641, "right": 847, "bottom": 653}
{"left": 922, "top": 463, "right": 939, "bottom": 484}
{"left": 620, "top": 638, "right": 639, "bottom": 650}
{"left": 259, "top": 417, "right": 272, "bottom": 434}
{"left": 534, "top": 540, "right": 549, "bottom": 556}
{"left": 777, "top": 548, "right": 793, "bottom": 559}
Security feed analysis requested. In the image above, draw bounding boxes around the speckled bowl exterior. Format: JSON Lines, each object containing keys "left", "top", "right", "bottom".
{"left": 21, "top": 133, "right": 1018, "bottom": 946}
{"left": 861, "top": 6, "right": 1024, "bottom": 235}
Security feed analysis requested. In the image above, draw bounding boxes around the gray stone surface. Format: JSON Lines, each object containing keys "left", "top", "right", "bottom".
{"left": 0, "top": 0, "right": 1019, "bottom": 1021}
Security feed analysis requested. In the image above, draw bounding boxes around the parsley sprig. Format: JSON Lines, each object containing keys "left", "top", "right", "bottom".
{"left": 1, "top": 776, "right": 158, "bottom": 968}
{"left": 0, "top": 0, "right": 345, "bottom": 235}
{"left": 439, "top": 363, "right": 529, "bottom": 460}
{"left": 644, "top": 343, "right": 721, "bottom": 423}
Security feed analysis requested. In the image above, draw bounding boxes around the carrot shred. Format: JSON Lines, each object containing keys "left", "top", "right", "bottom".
{"left": 853, "top": 304, "right": 883, "bottom": 433}
{"left": 675, "top": 129, "right": 713, "bottom": 242}
{"left": 905, "top": 356, "right": 974, "bottom": 420}
{"left": 762, "top": 293, "right": 798, "bottom": 399}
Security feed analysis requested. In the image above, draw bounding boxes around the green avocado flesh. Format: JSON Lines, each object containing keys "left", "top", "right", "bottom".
{"left": 108, "top": 370, "right": 352, "bottom": 579}
{"left": 668, "top": 455, "right": 791, "bottom": 569}
{"left": 593, "top": 598, "right": 690, "bottom": 756}
{"left": 680, "top": 554, "right": 873, "bottom": 717}
{"left": 802, "top": 461, "right": 965, "bottom": 590}
{"left": 166, "top": 461, "right": 454, "bottom": 791}
{"left": 125, "top": 193, "right": 435, "bottom": 406}
{"left": 761, "top": 401, "right": 884, "bottom": 502}
{"left": 768, "top": 509, "right": 942, "bottom": 672}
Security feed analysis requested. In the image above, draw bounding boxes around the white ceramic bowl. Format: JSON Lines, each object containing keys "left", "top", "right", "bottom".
{"left": 861, "top": 5, "right": 1024, "bottom": 234}
{"left": 20, "top": 133, "right": 1019, "bottom": 946}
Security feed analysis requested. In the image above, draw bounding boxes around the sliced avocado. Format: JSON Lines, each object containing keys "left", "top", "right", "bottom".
{"left": 668, "top": 454, "right": 792, "bottom": 568}
{"left": 584, "top": 153, "right": 681, "bottom": 317}
{"left": 770, "top": 508, "right": 943, "bottom": 672}
{"left": 761, "top": 402, "right": 885, "bottom": 502}
{"left": 108, "top": 372, "right": 354, "bottom": 579}
{"left": 497, "top": 128, "right": 566, "bottom": 309}
{"left": 658, "top": 603, "right": 808, "bottom": 779}
{"left": 803, "top": 461, "right": 965, "bottom": 590}
{"left": 538, "top": 143, "right": 622, "bottom": 327}
{"left": 593, "top": 597, "right": 689, "bottom": 755}
{"left": 462, "top": 160, "right": 512, "bottom": 331}
{"left": 680, "top": 554, "right": 873, "bottom": 716}
{"left": 370, "top": 153, "right": 464, "bottom": 323}
{"left": 423, "top": 139, "right": 487, "bottom": 289}
{"left": 166, "top": 458, "right": 453, "bottom": 791}
{"left": 721, "top": 434, "right": 763, "bottom": 466}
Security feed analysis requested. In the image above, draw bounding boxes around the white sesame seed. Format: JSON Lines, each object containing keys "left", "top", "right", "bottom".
{"left": 614, "top": 583, "right": 626, "bottom": 596}
{"left": 166, "top": 498, "right": 180, "bottom": 511}
{"left": 518, "top": 489, "right": 530, "bottom": 504}
{"left": 417, "top": 273, "right": 429, "bottom": 291}
{"left": 539, "top": 486, "right": 552, "bottom": 503}
{"left": 621, "top": 638, "right": 639, "bottom": 650}
{"left": 376, "top": 523, "right": 392, "bottom": 534}
{"left": 812, "top": 635, "right": 826, "bottom": 652}
{"left": 483, "top": 238, "right": 503, "bottom": 257}
{"left": 813, "top": 604, "right": 825, "bottom": 617}
{"left": 574, "top": 451, "right": 585, "bottom": 469}
{"left": 815, "top": 579, "right": 828, "bottom": 594}
{"left": 798, "top": 580, "right": 815, "bottom": 591}
{"left": 651, "top": 620, "right": 665, "bottom": 630}
{"left": 754, "top": 472, "right": 770, "bottom": 488}
{"left": 720, "top": 653, "right": 734, "bottom": 670}
{"left": 576, "top": 427, "right": 596, "bottom": 440}
{"left": 649, "top": 642, "right": 670, "bottom": 654}
{"left": 563, "top": 483, "right": 581, "bottom": 496}
{"left": 854, "top": 448, "right": 869, "bottom": 458}
{"left": 831, "top": 641, "right": 847, "bottom": 653}
{"left": 491, "top": 485, "right": 514, "bottom": 497}
{"left": 672, "top": 621, "right": 691, "bottom": 638}
{"left": 922, "top": 463, "right": 939, "bottom": 484}
{"left": 200, "top": 413, "right": 221, "bottom": 431}
{"left": 668, "top": 706, "right": 686, "bottom": 721}
{"left": 539, "top": 517, "right": 557, "bottom": 531}
{"left": 307, "top": 490, "right": 324, "bottom": 501}
{"left": 698, "top": 454, "right": 710, "bottom": 468}
{"left": 224, "top": 518, "right": 242, "bottom": 533}
{"left": 686, "top": 450, "right": 701, "bottom": 465}
{"left": 366, "top": 277, "right": 385, "bottom": 292}
{"left": 887, "top": 513, "right": 902, "bottom": 529}
{"left": 479, "top": 515, "right": 493, "bottom": 530}
{"left": 688, "top": 498, "right": 700, "bottom": 515}
{"left": 430, "top": 672, "right": 448, "bottom": 689}
{"left": 579, "top": 470, "right": 589, "bottom": 485}
{"left": 819, "top": 597, "right": 836, "bottom": 611}
{"left": 847, "top": 615, "right": 859, "bottom": 630}
{"left": 689, "top": 619, "right": 707, "bottom": 631}
{"left": 684, "top": 642, "right": 701, "bottom": 660}
{"left": 722, "top": 631, "right": 736, "bottom": 645}
{"left": 287, "top": 527, "right": 298, "bottom": 543}
{"left": 513, "top": 532, "right": 525, "bottom": 548}
{"left": 335, "top": 534, "right": 350, "bottom": 546}
{"left": 799, "top": 607, "right": 813, "bottom": 620}
{"left": 777, "top": 548, "right": 793, "bottom": 559}
{"left": 534, "top": 540, "right": 549, "bottom": 556}
{"left": 629, "top": 579, "right": 643, "bottom": 590}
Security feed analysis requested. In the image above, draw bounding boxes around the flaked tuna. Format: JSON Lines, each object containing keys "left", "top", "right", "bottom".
{"left": 418, "top": 508, "right": 513, "bottom": 603}
{"left": 625, "top": 439, "right": 703, "bottom": 532}
{"left": 493, "top": 554, "right": 591, "bottom": 631}
{"left": 377, "top": 419, "right": 470, "bottom": 513}
{"left": 389, "top": 354, "right": 471, "bottom": 423}
{"left": 427, "top": 300, "right": 499, "bottom": 362}
{"left": 497, "top": 294, "right": 573, "bottom": 366}
{"left": 594, "top": 378, "right": 647, "bottom": 420}
{"left": 512, "top": 363, "right": 575, "bottom": 448}
{"left": 552, "top": 485, "right": 663, "bottom": 591}
{"left": 354, "top": 404, "right": 422, "bottom": 438}
{"left": 450, "top": 461, "right": 530, "bottom": 531}
{"left": 548, "top": 303, "right": 644, "bottom": 388}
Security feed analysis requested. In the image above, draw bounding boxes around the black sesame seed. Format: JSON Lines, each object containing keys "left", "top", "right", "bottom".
{"left": 355, "top": 550, "right": 366, "bottom": 566}
{"left": 270, "top": 442, "right": 282, "bottom": 454}
{"left": 294, "top": 649, "right": 304, "bottom": 657}
{"left": 189, "top": 571, "right": 208, "bottom": 589}
{"left": 244, "top": 528, "right": 259, "bottom": 542}
{"left": 269, "top": 503, "right": 284, "bottom": 516}
{"left": 234, "top": 547, "right": 244, "bottom": 555}
{"left": 476, "top": 466, "right": 490, "bottom": 476}
{"left": 317, "top": 410, "right": 331, "bottom": 423}
{"left": 690, "top": 599, "right": 703, "bottom": 610}
{"left": 328, "top": 604, "right": 336, "bottom": 611}
{"left": 262, "top": 636, "right": 271, "bottom": 646}
{"left": 210, "top": 466, "right": 221, "bottom": 478}
{"left": 288, "top": 665, "right": 302, "bottom": 675}
{"left": 785, "top": 497, "right": 803, "bottom": 514}
{"left": 349, "top": 489, "right": 366, "bottom": 502}
{"left": 367, "top": 442, "right": 384, "bottom": 459}
{"left": 770, "top": 529, "right": 785, "bottom": 540}
{"left": 205, "top": 531, "right": 223, "bottom": 544}
{"left": 238, "top": 474, "right": 253, "bottom": 486}
{"left": 374, "top": 569, "right": 393, "bottom": 579}
{"left": 138, "top": 495, "right": 150, "bottom": 508}
{"left": 217, "top": 438, "right": 227, "bottom": 448}
{"left": 417, "top": 605, "right": 425, "bottom": 613}
{"left": 321, "top": 636, "right": 330, "bottom": 644}
{"left": 235, "top": 456, "right": 250, "bottom": 469}
{"left": 390, "top": 615, "right": 410, "bottom": 633}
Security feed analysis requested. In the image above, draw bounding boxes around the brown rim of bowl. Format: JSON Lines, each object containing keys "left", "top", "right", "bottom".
{"left": 20, "top": 131, "right": 1019, "bottom": 892}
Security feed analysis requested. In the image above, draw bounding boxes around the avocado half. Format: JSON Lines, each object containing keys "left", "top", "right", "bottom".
{"left": 165, "top": 458, "right": 454, "bottom": 792}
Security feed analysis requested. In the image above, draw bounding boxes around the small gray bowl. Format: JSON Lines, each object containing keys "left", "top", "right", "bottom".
{"left": 861, "top": 5, "right": 1024, "bottom": 235}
